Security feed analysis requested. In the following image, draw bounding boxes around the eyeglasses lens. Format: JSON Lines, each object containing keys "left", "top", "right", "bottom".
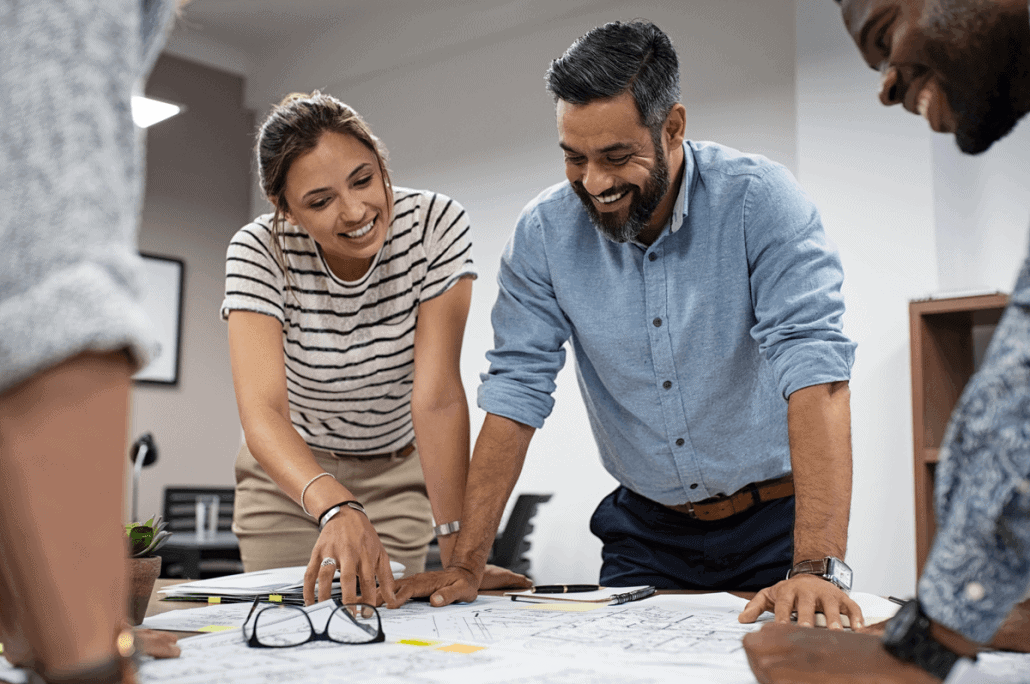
{"left": 253, "top": 606, "right": 311, "bottom": 647}
{"left": 328, "top": 604, "right": 380, "bottom": 643}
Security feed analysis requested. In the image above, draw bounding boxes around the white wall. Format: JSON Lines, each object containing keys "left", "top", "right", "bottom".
{"left": 129, "top": 56, "right": 254, "bottom": 523}
{"left": 230, "top": 0, "right": 799, "bottom": 583}
{"left": 932, "top": 123, "right": 1030, "bottom": 294}
{"left": 796, "top": 1, "right": 939, "bottom": 597}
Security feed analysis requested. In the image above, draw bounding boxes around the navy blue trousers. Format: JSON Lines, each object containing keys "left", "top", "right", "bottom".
{"left": 589, "top": 486, "right": 794, "bottom": 591}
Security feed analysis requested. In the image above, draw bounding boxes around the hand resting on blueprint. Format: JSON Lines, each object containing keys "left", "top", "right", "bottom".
{"left": 738, "top": 573, "right": 865, "bottom": 630}
{"left": 389, "top": 563, "right": 532, "bottom": 608}
{"left": 303, "top": 507, "right": 397, "bottom": 608}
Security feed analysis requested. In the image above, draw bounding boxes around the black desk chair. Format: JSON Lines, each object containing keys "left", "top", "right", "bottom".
{"left": 158, "top": 486, "right": 243, "bottom": 579}
{"left": 424, "top": 493, "right": 552, "bottom": 581}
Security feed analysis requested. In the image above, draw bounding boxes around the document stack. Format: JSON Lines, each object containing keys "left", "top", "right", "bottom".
{"left": 159, "top": 563, "right": 404, "bottom": 606}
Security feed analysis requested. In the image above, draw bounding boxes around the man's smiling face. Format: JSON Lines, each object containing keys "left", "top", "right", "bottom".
{"left": 840, "top": 0, "right": 1030, "bottom": 154}
{"left": 557, "top": 91, "right": 672, "bottom": 244}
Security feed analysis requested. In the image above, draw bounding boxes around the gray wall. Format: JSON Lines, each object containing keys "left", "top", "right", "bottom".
{"left": 127, "top": 55, "right": 254, "bottom": 522}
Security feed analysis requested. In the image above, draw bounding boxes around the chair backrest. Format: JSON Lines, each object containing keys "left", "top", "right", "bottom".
{"left": 490, "top": 493, "right": 552, "bottom": 580}
{"left": 162, "top": 486, "right": 236, "bottom": 533}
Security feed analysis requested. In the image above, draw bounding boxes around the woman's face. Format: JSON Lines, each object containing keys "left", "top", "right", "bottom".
{"left": 282, "top": 131, "right": 391, "bottom": 279}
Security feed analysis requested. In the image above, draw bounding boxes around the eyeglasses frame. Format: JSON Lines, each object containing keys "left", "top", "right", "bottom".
{"left": 241, "top": 596, "right": 385, "bottom": 648}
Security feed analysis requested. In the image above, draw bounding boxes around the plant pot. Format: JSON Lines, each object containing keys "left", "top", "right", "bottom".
{"left": 127, "top": 555, "right": 162, "bottom": 626}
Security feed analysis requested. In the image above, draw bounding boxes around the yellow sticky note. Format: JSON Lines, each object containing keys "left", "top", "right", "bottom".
{"left": 197, "top": 625, "right": 235, "bottom": 633}
{"left": 207, "top": 597, "right": 221, "bottom": 604}
{"left": 268, "top": 595, "right": 283, "bottom": 603}
{"left": 397, "top": 638, "right": 440, "bottom": 647}
{"left": 436, "top": 643, "right": 485, "bottom": 654}
{"left": 518, "top": 602, "right": 607, "bottom": 612}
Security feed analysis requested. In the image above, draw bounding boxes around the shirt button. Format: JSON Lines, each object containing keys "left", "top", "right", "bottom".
{"left": 689, "top": 483, "right": 698, "bottom": 489}
{"left": 653, "top": 317, "right": 662, "bottom": 327}
{"left": 648, "top": 253, "right": 657, "bottom": 262}
{"left": 964, "top": 582, "right": 985, "bottom": 601}
{"left": 663, "top": 380, "right": 672, "bottom": 389}
{"left": 676, "top": 438, "right": 685, "bottom": 446}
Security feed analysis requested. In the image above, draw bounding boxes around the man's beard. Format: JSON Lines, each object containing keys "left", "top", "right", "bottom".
{"left": 926, "top": 0, "right": 1030, "bottom": 154}
{"left": 572, "top": 139, "right": 670, "bottom": 243}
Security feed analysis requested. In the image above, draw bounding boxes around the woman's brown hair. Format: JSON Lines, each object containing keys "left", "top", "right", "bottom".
{"left": 256, "top": 91, "right": 393, "bottom": 292}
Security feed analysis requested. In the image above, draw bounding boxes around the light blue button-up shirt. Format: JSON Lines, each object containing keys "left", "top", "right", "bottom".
{"left": 478, "top": 141, "right": 856, "bottom": 505}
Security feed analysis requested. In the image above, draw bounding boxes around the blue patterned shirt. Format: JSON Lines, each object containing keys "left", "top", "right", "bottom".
{"left": 477, "top": 141, "right": 855, "bottom": 504}
{"left": 920, "top": 250, "right": 1030, "bottom": 644}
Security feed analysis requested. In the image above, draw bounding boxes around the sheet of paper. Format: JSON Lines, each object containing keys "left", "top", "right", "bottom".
{"left": 142, "top": 602, "right": 269, "bottom": 632}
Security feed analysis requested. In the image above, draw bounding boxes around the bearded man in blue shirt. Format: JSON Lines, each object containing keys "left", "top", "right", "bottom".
{"left": 397, "top": 19, "right": 862, "bottom": 629}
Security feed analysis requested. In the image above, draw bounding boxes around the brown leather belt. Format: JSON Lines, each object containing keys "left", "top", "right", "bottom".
{"left": 329, "top": 442, "right": 415, "bottom": 461}
{"left": 664, "top": 474, "right": 794, "bottom": 521}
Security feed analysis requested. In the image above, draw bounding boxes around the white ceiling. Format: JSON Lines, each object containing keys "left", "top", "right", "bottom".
{"left": 172, "top": 0, "right": 564, "bottom": 72}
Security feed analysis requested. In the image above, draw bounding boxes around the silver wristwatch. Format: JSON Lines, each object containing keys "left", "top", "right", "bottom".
{"left": 433, "top": 520, "right": 461, "bottom": 537}
{"left": 787, "top": 556, "right": 853, "bottom": 592}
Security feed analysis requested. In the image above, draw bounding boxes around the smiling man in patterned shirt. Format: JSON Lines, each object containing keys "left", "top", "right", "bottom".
{"left": 744, "top": 1, "right": 1030, "bottom": 683}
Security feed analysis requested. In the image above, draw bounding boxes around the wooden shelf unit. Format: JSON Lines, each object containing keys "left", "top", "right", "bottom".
{"left": 909, "top": 293, "right": 1007, "bottom": 575}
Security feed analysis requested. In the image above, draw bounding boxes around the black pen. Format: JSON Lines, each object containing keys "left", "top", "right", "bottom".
{"left": 529, "top": 584, "right": 601, "bottom": 594}
{"left": 887, "top": 596, "right": 907, "bottom": 606}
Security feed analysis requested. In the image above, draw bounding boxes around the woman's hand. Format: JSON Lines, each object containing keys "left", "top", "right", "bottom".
{"left": 302, "top": 508, "right": 397, "bottom": 607}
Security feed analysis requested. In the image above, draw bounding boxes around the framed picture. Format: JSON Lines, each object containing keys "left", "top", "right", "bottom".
{"left": 133, "top": 253, "right": 185, "bottom": 386}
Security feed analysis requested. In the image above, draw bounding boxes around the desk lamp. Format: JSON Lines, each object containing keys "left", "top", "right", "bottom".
{"left": 129, "top": 432, "right": 158, "bottom": 522}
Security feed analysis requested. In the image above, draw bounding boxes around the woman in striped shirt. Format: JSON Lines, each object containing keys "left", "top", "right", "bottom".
{"left": 221, "top": 92, "right": 528, "bottom": 606}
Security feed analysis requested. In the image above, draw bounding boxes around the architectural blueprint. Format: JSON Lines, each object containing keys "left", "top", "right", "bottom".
{"left": 4, "top": 593, "right": 1029, "bottom": 683}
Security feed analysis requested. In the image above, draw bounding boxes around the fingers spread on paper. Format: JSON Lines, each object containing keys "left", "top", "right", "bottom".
{"left": 738, "top": 575, "right": 864, "bottom": 631}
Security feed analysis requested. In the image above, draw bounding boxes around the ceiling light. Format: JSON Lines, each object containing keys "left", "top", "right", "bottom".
{"left": 131, "top": 95, "right": 184, "bottom": 128}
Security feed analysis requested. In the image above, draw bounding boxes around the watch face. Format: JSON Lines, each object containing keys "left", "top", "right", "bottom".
{"left": 827, "top": 558, "right": 853, "bottom": 591}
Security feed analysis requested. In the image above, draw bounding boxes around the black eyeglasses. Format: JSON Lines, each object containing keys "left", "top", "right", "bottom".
{"left": 241, "top": 597, "right": 385, "bottom": 648}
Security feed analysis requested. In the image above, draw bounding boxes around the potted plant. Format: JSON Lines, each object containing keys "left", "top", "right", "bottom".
{"left": 126, "top": 515, "right": 171, "bottom": 625}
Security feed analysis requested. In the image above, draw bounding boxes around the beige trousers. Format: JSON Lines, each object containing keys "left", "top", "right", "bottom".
{"left": 232, "top": 440, "right": 433, "bottom": 577}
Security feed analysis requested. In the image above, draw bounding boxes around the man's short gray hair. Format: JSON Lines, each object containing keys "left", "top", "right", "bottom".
{"left": 546, "top": 20, "right": 680, "bottom": 136}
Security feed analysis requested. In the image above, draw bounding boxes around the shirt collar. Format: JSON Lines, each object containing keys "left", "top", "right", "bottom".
{"left": 630, "top": 141, "right": 692, "bottom": 246}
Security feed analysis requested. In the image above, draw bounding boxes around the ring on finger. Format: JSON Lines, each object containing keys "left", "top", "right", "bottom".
{"left": 320, "top": 557, "right": 337, "bottom": 567}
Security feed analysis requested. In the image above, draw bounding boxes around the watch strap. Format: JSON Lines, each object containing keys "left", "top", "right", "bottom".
{"left": 883, "top": 600, "right": 963, "bottom": 681}
{"left": 788, "top": 558, "right": 829, "bottom": 577}
{"left": 787, "top": 556, "right": 852, "bottom": 592}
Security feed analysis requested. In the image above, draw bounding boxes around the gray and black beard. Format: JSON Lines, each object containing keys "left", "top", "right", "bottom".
{"left": 572, "top": 139, "right": 670, "bottom": 243}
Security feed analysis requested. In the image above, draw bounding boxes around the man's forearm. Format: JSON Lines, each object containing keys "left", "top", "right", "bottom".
{"left": 787, "top": 381, "right": 852, "bottom": 562}
{"left": 411, "top": 397, "right": 470, "bottom": 567}
{"left": 448, "top": 413, "right": 535, "bottom": 579}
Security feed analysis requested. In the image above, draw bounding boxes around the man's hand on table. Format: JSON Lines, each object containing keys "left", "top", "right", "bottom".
{"left": 389, "top": 564, "right": 531, "bottom": 608}
{"left": 738, "top": 574, "right": 864, "bottom": 630}
{"left": 742, "top": 623, "right": 939, "bottom": 684}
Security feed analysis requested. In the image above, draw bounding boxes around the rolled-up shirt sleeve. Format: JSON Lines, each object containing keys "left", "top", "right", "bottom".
{"left": 477, "top": 206, "right": 572, "bottom": 429}
{"left": 919, "top": 258, "right": 1030, "bottom": 644}
{"left": 744, "top": 165, "right": 856, "bottom": 398}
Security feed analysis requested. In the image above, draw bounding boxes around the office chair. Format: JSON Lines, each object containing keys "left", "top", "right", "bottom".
{"left": 159, "top": 486, "right": 243, "bottom": 579}
{"left": 424, "top": 493, "right": 553, "bottom": 581}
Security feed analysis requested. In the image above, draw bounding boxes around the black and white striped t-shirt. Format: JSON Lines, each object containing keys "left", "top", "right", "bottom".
{"left": 220, "top": 187, "right": 476, "bottom": 454}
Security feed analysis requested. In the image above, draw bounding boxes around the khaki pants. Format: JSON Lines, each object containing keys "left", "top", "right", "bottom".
{"left": 232, "top": 441, "right": 433, "bottom": 577}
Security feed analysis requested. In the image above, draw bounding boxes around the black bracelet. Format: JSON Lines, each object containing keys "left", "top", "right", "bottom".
{"left": 318, "top": 499, "right": 365, "bottom": 528}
